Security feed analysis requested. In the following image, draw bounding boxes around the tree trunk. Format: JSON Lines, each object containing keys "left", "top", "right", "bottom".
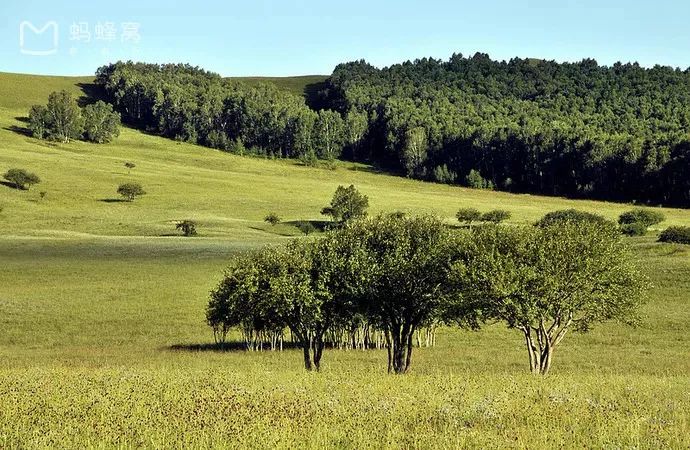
{"left": 384, "top": 328, "right": 393, "bottom": 373}
{"left": 389, "top": 321, "right": 415, "bottom": 374}
{"left": 312, "top": 333, "right": 325, "bottom": 371}
{"left": 302, "top": 344, "right": 313, "bottom": 371}
{"left": 522, "top": 320, "right": 568, "bottom": 375}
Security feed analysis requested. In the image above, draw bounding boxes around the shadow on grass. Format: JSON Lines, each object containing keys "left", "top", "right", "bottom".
{"left": 168, "top": 341, "right": 302, "bottom": 352}
{"left": 284, "top": 220, "right": 331, "bottom": 232}
{"left": 99, "top": 198, "right": 128, "bottom": 203}
{"left": 4, "top": 117, "right": 32, "bottom": 137}
{"left": 77, "top": 82, "right": 106, "bottom": 107}
{"left": 346, "top": 165, "right": 387, "bottom": 175}
{"left": 248, "top": 226, "right": 297, "bottom": 237}
{"left": 0, "top": 181, "right": 24, "bottom": 190}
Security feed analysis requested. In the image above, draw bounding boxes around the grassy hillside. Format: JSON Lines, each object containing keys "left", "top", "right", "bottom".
{"left": 229, "top": 74, "right": 328, "bottom": 103}
{"left": 0, "top": 72, "right": 689, "bottom": 448}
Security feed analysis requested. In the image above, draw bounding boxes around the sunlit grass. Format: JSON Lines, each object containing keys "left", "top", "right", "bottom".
{"left": 0, "top": 72, "right": 689, "bottom": 448}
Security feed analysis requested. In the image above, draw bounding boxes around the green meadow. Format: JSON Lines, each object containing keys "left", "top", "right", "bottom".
{"left": 0, "top": 72, "right": 689, "bottom": 448}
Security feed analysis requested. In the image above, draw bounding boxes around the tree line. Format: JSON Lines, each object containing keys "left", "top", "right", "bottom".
{"left": 94, "top": 56, "right": 690, "bottom": 207}
{"left": 94, "top": 62, "right": 357, "bottom": 164}
{"left": 207, "top": 212, "right": 648, "bottom": 375}
{"left": 321, "top": 54, "right": 690, "bottom": 206}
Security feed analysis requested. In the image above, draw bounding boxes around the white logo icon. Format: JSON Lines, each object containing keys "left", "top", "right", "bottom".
{"left": 19, "top": 21, "right": 59, "bottom": 56}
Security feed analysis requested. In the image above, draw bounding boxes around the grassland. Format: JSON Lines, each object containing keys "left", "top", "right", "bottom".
{"left": 0, "top": 72, "right": 689, "bottom": 448}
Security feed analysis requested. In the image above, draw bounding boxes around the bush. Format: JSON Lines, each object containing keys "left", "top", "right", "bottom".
{"left": 658, "top": 226, "right": 690, "bottom": 244}
{"left": 205, "top": 130, "right": 230, "bottom": 150}
{"left": 481, "top": 209, "right": 511, "bottom": 224}
{"left": 264, "top": 213, "right": 281, "bottom": 226}
{"left": 432, "top": 164, "right": 456, "bottom": 184}
{"left": 321, "top": 185, "right": 369, "bottom": 224}
{"left": 620, "top": 222, "right": 648, "bottom": 236}
{"left": 536, "top": 209, "right": 609, "bottom": 227}
{"left": 124, "top": 162, "right": 136, "bottom": 173}
{"left": 3, "top": 168, "right": 41, "bottom": 190}
{"left": 465, "top": 169, "right": 493, "bottom": 189}
{"left": 618, "top": 209, "right": 665, "bottom": 228}
{"left": 117, "top": 183, "right": 146, "bottom": 202}
{"left": 176, "top": 220, "right": 197, "bottom": 237}
{"left": 456, "top": 208, "right": 482, "bottom": 225}
{"left": 82, "top": 101, "right": 121, "bottom": 143}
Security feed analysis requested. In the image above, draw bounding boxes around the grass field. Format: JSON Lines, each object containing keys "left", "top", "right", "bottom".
{"left": 0, "top": 72, "right": 689, "bottom": 448}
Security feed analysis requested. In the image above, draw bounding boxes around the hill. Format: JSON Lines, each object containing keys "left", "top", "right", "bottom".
{"left": 0, "top": 72, "right": 689, "bottom": 447}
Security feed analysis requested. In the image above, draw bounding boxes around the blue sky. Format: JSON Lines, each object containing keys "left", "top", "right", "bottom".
{"left": 2, "top": 0, "right": 690, "bottom": 76}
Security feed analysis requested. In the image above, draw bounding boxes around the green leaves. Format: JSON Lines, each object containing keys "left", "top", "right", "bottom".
{"left": 82, "top": 100, "right": 121, "bottom": 143}
{"left": 321, "top": 185, "right": 369, "bottom": 224}
{"left": 448, "top": 220, "right": 649, "bottom": 373}
{"left": 3, "top": 168, "right": 41, "bottom": 190}
{"left": 28, "top": 90, "right": 84, "bottom": 143}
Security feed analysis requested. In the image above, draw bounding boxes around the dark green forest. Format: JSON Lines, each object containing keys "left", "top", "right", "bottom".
{"left": 96, "top": 54, "right": 690, "bottom": 207}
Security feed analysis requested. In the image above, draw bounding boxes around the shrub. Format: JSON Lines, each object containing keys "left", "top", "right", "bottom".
{"left": 620, "top": 222, "right": 648, "bottom": 236}
{"left": 82, "top": 100, "right": 121, "bottom": 143}
{"left": 176, "top": 220, "right": 197, "bottom": 237}
{"left": 3, "top": 168, "right": 41, "bottom": 190}
{"left": 432, "top": 164, "right": 456, "bottom": 184}
{"left": 39, "top": 191, "right": 47, "bottom": 201}
{"left": 264, "top": 213, "right": 281, "bottom": 226}
{"left": 481, "top": 209, "right": 511, "bottom": 224}
{"left": 205, "top": 130, "right": 230, "bottom": 150}
{"left": 321, "top": 185, "right": 369, "bottom": 224}
{"left": 658, "top": 226, "right": 690, "bottom": 244}
{"left": 456, "top": 208, "right": 481, "bottom": 226}
{"left": 117, "top": 183, "right": 146, "bottom": 202}
{"left": 536, "top": 209, "right": 609, "bottom": 227}
{"left": 618, "top": 209, "right": 665, "bottom": 228}
{"left": 124, "top": 162, "right": 136, "bottom": 173}
{"left": 465, "top": 169, "right": 493, "bottom": 189}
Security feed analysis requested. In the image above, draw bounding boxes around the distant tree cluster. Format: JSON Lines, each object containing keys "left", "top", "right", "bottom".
{"left": 208, "top": 213, "right": 647, "bottom": 375}
{"left": 321, "top": 54, "right": 690, "bottom": 206}
{"left": 95, "top": 62, "right": 361, "bottom": 162}
{"left": 28, "top": 91, "right": 120, "bottom": 143}
{"left": 95, "top": 56, "right": 690, "bottom": 206}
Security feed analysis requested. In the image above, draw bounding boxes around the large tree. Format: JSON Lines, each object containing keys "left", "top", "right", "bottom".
{"left": 342, "top": 214, "right": 460, "bottom": 374}
{"left": 28, "top": 90, "right": 84, "bottom": 143}
{"left": 82, "top": 100, "right": 121, "bottom": 143}
{"left": 449, "top": 221, "right": 648, "bottom": 375}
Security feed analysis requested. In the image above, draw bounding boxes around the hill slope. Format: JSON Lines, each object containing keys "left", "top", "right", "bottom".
{"left": 0, "top": 71, "right": 687, "bottom": 242}
{"left": 0, "top": 72, "right": 689, "bottom": 448}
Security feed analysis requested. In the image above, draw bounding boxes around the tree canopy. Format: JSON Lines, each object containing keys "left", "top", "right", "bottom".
{"left": 95, "top": 56, "right": 690, "bottom": 206}
{"left": 449, "top": 220, "right": 648, "bottom": 374}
